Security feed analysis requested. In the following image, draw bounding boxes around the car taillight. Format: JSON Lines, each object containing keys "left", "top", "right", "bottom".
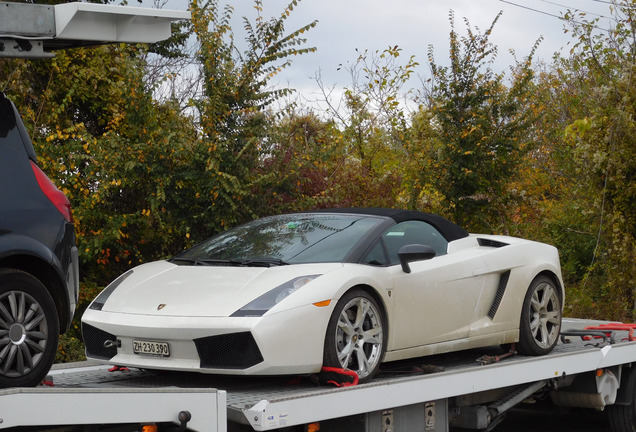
{"left": 30, "top": 161, "right": 73, "bottom": 223}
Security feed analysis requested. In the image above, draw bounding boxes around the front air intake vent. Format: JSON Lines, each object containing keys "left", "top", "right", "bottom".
{"left": 194, "top": 332, "right": 264, "bottom": 369}
{"left": 82, "top": 323, "right": 117, "bottom": 360}
{"left": 478, "top": 238, "right": 509, "bottom": 248}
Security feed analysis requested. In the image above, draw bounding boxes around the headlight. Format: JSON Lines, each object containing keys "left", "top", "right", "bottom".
{"left": 231, "top": 275, "right": 321, "bottom": 317}
{"left": 88, "top": 270, "right": 133, "bottom": 311}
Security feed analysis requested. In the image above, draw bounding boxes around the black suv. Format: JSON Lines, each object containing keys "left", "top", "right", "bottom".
{"left": 0, "top": 92, "right": 79, "bottom": 387}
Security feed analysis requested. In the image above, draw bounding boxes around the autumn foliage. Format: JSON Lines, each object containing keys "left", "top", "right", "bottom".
{"left": 1, "top": 0, "right": 635, "bottom": 360}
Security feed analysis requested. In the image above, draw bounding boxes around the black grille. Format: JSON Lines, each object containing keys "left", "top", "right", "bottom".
{"left": 82, "top": 323, "right": 118, "bottom": 360}
{"left": 488, "top": 270, "right": 511, "bottom": 319}
{"left": 194, "top": 332, "right": 264, "bottom": 369}
{"left": 478, "top": 238, "right": 509, "bottom": 248}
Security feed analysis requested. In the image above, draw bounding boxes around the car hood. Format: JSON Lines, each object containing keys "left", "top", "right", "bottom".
{"left": 100, "top": 260, "right": 339, "bottom": 317}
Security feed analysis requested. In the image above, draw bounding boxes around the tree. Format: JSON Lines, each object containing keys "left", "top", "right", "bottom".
{"left": 315, "top": 46, "right": 418, "bottom": 208}
{"left": 188, "top": 0, "right": 317, "bottom": 232}
{"left": 514, "top": 61, "right": 599, "bottom": 307}
{"left": 555, "top": 1, "right": 636, "bottom": 320}
{"left": 262, "top": 111, "right": 344, "bottom": 211}
{"left": 425, "top": 11, "right": 540, "bottom": 233}
{"left": 401, "top": 106, "right": 445, "bottom": 212}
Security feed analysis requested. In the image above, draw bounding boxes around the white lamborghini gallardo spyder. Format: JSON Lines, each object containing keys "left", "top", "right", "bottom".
{"left": 82, "top": 208, "right": 564, "bottom": 383}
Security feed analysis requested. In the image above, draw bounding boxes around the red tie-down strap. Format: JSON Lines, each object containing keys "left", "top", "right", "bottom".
{"left": 40, "top": 376, "right": 54, "bottom": 387}
{"left": 584, "top": 323, "right": 636, "bottom": 341}
{"left": 319, "top": 367, "right": 359, "bottom": 387}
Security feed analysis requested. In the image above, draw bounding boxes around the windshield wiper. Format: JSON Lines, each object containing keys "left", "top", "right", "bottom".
{"left": 169, "top": 257, "right": 196, "bottom": 264}
{"left": 240, "top": 258, "right": 289, "bottom": 267}
{"left": 170, "top": 257, "right": 241, "bottom": 266}
{"left": 195, "top": 258, "right": 243, "bottom": 266}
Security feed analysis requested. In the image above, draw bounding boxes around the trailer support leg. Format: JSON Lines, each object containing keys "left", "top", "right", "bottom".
{"left": 450, "top": 380, "right": 549, "bottom": 430}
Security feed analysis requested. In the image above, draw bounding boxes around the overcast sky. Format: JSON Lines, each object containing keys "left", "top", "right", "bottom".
{"left": 159, "top": 0, "right": 613, "bottom": 103}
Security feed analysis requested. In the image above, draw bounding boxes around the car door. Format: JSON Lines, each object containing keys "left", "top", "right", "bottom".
{"left": 373, "top": 221, "right": 488, "bottom": 351}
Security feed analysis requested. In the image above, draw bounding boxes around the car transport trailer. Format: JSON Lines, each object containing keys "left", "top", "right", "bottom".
{"left": 2, "top": 318, "right": 636, "bottom": 432}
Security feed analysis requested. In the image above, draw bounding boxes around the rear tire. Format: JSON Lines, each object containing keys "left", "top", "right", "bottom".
{"left": 0, "top": 268, "right": 59, "bottom": 388}
{"left": 608, "top": 401, "right": 636, "bottom": 432}
{"left": 517, "top": 275, "right": 561, "bottom": 356}
{"left": 607, "top": 367, "right": 636, "bottom": 432}
{"left": 323, "top": 289, "right": 386, "bottom": 383}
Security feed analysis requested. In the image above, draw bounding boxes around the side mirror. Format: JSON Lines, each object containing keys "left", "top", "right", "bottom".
{"left": 398, "top": 244, "right": 436, "bottom": 273}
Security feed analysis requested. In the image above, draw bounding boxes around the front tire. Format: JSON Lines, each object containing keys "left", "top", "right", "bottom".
{"left": 517, "top": 275, "right": 562, "bottom": 356}
{"left": 323, "top": 289, "right": 386, "bottom": 383}
{"left": 0, "top": 269, "right": 59, "bottom": 388}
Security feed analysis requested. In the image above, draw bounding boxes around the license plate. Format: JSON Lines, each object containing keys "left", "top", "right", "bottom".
{"left": 132, "top": 340, "right": 170, "bottom": 357}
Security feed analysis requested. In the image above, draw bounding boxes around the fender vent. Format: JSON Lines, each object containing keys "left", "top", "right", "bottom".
{"left": 488, "top": 270, "right": 511, "bottom": 319}
{"left": 194, "top": 332, "right": 264, "bottom": 369}
{"left": 478, "top": 238, "right": 509, "bottom": 248}
{"left": 82, "top": 323, "right": 117, "bottom": 360}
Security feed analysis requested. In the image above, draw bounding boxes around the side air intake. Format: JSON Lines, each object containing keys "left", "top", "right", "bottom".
{"left": 488, "top": 270, "right": 511, "bottom": 319}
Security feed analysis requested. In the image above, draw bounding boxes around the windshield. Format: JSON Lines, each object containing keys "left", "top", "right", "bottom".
{"left": 174, "top": 213, "right": 385, "bottom": 264}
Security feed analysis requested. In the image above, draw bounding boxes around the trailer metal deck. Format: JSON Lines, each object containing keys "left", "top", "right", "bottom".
{"left": 1, "top": 319, "right": 632, "bottom": 431}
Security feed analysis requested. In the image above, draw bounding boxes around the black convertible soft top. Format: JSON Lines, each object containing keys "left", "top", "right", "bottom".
{"left": 314, "top": 208, "right": 470, "bottom": 242}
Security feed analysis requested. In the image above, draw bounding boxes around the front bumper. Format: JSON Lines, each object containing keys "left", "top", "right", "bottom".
{"left": 81, "top": 303, "right": 332, "bottom": 376}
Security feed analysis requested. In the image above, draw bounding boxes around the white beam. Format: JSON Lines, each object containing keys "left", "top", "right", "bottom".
{"left": 54, "top": 3, "right": 190, "bottom": 44}
{"left": 0, "top": 2, "right": 190, "bottom": 58}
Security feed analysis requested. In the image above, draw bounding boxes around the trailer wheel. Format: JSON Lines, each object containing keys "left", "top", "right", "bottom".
{"left": 608, "top": 401, "right": 636, "bottom": 432}
{"left": 517, "top": 275, "right": 561, "bottom": 356}
{"left": 323, "top": 289, "right": 386, "bottom": 383}
{"left": 0, "top": 268, "right": 59, "bottom": 388}
{"left": 608, "top": 368, "right": 636, "bottom": 432}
